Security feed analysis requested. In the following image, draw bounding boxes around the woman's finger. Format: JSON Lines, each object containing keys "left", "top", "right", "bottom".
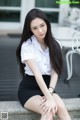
{"left": 42, "top": 96, "right": 46, "bottom": 100}
{"left": 52, "top": 106, "right": 57, "bottom": 117}
{"left": 52, "top": 109, "right": 55, "bottom": 117}
{"left": 40, "top": 98, "right": 46, "bottom": 107}
{"left": 47, "top": 106, "right": 51, "bottom": 113}
{"left": 55, "top": 106, "right": 57, "bottom": 113}
{"left": 42, "top": 107, "right": 49, "bottom": 116}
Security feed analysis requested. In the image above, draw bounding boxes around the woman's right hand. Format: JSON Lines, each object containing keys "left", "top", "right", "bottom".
{"left": 40, "top": 96, "right": 57, "bottom": 116}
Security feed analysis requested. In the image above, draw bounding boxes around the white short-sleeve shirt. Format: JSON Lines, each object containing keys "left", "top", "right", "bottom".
{"left": 21, "top": 35, "right": 52, "bottom": 75}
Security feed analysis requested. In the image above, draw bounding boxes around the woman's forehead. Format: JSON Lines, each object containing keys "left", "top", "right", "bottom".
{"left": 30, "top": 18, "right": 45, "bottom": 27}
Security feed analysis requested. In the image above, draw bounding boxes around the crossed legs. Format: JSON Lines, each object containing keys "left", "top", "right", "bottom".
{"left": 24, "top": 93, "right": 71, "bottom": 120}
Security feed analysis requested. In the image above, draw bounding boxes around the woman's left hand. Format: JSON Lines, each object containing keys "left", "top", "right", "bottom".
{"left": 40, "top": 96, "right": 57, "bottom": 116}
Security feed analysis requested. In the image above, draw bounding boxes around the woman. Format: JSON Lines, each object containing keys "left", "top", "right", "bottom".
{"left": 16, "top": 8, "right": 71, "bottom": 120}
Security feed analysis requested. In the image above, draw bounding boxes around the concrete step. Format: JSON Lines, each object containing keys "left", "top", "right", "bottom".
{"left": 0, "top": 98, "right": 80, "bottom": 120}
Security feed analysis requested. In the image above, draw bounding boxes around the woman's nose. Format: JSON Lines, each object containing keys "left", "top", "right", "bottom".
{"left": 38, "top": 28, "right": 43, "bottom": 33}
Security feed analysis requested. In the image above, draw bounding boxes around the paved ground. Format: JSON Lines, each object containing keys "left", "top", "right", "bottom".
{"left": 0, "top": 35, "right": 80, "bottom": 101}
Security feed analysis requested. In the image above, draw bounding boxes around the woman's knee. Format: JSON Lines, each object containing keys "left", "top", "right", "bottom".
{"left": 57, "top": 101, "right": 66, "bottom": 112}
{"left": 53, "top": 93, "right": 67, "bottom": 112}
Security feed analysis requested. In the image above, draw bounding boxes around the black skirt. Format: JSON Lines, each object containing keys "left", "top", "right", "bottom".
{"left": 18, "top": 74, "right": 50, "bottom": 106}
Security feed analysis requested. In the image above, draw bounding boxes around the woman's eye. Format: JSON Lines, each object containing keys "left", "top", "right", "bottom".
{"left": 33, "top": 27, "right": 37, "bottom": 30}
{"left": 41, "top": 24, "right": 45, "bottom": 27}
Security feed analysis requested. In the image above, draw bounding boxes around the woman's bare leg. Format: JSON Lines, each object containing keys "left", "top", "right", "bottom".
{"left": 53, "top": 93, "right": 71, "bottom": 120}
{"left": 24, "top": 94, "right": 71, "bottom": 120}
{"left": 24, "top": 95, "right": 54, "bottom": 120}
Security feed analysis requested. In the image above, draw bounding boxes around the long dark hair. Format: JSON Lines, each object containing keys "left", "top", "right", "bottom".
{"left": 16, "top": 8, "right": 63, "bottom": 77}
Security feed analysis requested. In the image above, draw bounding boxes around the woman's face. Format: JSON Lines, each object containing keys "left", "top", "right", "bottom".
{"left": 30, "top": 18, "right": 47, "bottom": 42}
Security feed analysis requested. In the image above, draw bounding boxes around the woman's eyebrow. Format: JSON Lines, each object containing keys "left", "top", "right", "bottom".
{"left": 31, "top": 26, "right": 37, "bottom": 28}
{"left": 31, "top": 22, "right": 45, "bottom": 28}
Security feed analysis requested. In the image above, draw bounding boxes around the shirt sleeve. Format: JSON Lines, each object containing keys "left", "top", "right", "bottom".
{"left": 21, "top": 43, "right": 34, "bottom": 63}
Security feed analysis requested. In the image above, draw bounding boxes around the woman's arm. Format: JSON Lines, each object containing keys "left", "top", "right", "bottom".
{"left": 24, "top": 59, "right": 52, "bottom": 100}
{"left": 24, "top": 59, "right": 57, "bottom": 115}
{"left": 49, "top": 69, "right": 58, "bottom": 93}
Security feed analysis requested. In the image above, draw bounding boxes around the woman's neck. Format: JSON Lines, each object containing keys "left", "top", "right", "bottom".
{"left": 39, "top": 41, "right": 47, "bottom": 51}
{"left": 36, "top": 37, "right": 47, "bottom": 51}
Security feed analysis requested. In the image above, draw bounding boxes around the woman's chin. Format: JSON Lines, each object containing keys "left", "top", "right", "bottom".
{"left": 39, "top": 34, "right": 46, "bottom": 39}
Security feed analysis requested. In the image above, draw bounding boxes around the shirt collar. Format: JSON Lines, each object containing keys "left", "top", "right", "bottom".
{"left": 31, "top": 35, "right": 48, "bottom": 53}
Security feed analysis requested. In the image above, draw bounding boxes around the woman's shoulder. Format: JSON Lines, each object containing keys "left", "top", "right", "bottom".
{"left": 22, "top": 38, "right": 32, "bottom": 48}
